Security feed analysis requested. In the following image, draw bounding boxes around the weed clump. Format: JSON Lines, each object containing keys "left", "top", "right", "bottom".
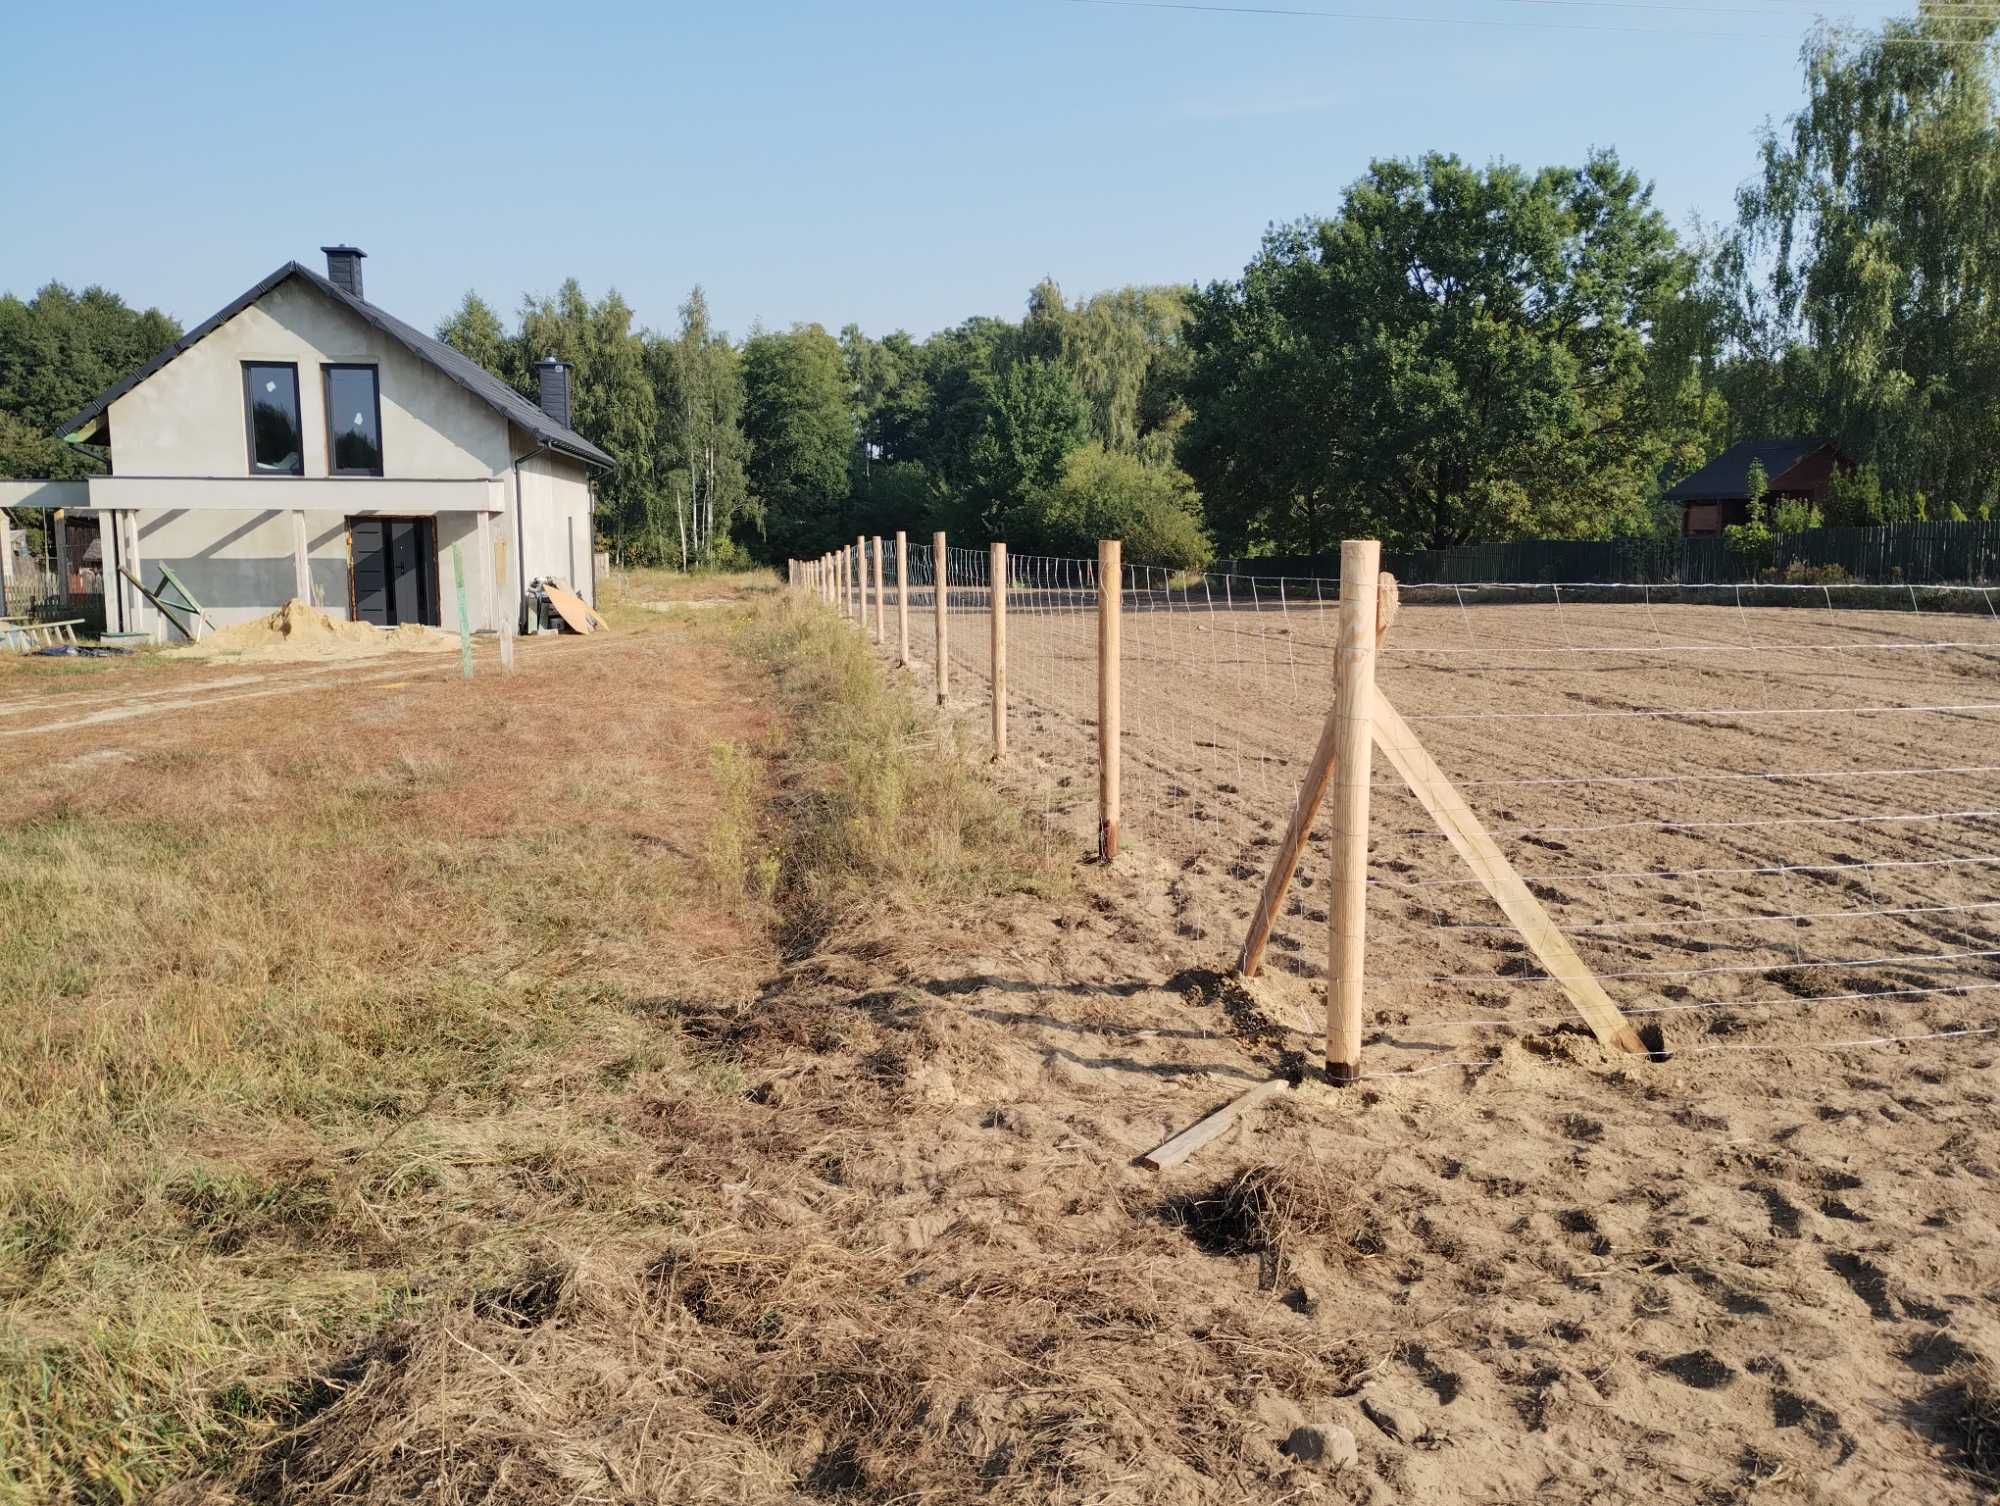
{"left": 1947, "top": 1351, "right": 2000, "bottom": 1483}
{"left": 1162, "top": 1161, "right": 1386, "bottom": 1274}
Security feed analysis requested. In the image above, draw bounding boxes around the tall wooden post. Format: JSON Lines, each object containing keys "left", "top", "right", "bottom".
{"left": 990, "top": 542, "right": 1008, "bottom": 759}
{"left": 855, "top": 535, "right": 866, "bottom": 624}
{"left": 933, "top": 530, "right": 950, "bottom": 705}
{"left": 1327, "top": 538, "right": 1381, "bottom": 1087}
{"left": 872, "top": 534, "right": 886, "bottom": 643}
{"left": 1098, "top": 539, "right": 1122, "bottom": 861}
{"left": 895, "top": 531, "right": 911, "bottom": 666}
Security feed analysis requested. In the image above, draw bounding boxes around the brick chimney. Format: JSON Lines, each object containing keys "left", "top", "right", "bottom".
{"left": 321, "top": 245, "right": 366, "bottom": 299}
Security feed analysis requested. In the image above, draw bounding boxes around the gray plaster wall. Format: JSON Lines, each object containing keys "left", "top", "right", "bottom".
{"left": 132, "top": 508, "right": 355, "bottom": 631}
{"left": 107, "top": 278, "right": 511, "bottom": 479}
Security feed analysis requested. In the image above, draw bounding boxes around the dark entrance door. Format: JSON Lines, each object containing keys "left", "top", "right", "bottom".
{"left": 348, "top": 517, "right": 438, "bottom": 627}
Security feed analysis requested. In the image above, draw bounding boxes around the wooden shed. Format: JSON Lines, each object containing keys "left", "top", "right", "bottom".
{"left": 1666, "top": 437, "right": 1852, "bottom": 538}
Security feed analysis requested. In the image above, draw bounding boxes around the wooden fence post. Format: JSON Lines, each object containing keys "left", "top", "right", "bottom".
{"left": 1098, "top": 538, "right": 1122, "bottom": 861}
{"left": 855, "top": 535, "right": 866, "bottom": 624}
{"left": 1327, "top": 538, "right": 1381, "bottom": 1086}
{"left": 873, "top": 534, "right": 886, "bottom": 643}
{"left": 1239, "top": 573, "right": 1398, "bottom": 977}
{"left": 990, "top": 541, "right": 1008, "bottom": 759}
{"left": 934, "top": 530, "right": 950, "bottom": 705}
{"left": 895, "top": 530, "right": 910, "bottom": 666}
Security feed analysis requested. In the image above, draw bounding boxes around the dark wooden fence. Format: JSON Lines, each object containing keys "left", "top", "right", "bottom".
{"left": 1214, "top": 519, "right": 2000, "bottom": 586}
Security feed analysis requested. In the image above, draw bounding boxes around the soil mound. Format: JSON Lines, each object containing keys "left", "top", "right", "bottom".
{"left": 178, "top": 600, "right": 452, "bottom": 662}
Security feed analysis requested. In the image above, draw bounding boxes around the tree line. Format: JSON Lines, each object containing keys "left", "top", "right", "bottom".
{"left": 4, "top": 7, "right": 1996, "bottom": 567}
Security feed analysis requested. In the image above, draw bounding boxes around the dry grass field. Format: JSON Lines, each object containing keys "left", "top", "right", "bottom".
{"left": 2, "top": 567, "right": 1997, "bottom": 1504}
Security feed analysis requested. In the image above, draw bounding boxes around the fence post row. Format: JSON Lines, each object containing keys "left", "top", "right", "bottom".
{"left": 1326, "top": 539, "right": 1381, "bottom": 1086}
{"left": 934, "top": 530, "right": 950, "bottom": 706}
{"left": 1098, "top": 539, "right": 1122, "bottom": 862}
{"left": 990, "top": 541, "right": 1008, "bottom": 760}
{"left": 895, "top": 531, "right": 911, "bottom": 667}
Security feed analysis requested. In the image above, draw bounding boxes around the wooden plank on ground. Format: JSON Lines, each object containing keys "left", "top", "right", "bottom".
{"left": 540, "top": 579, "right": 604, "bottom": 635}
{"left": 1370, "top": 694, "right": 1648, "bottom": 1057}
{"left": 1140, "top": 1077, "right": 1291, "bottom": 1170}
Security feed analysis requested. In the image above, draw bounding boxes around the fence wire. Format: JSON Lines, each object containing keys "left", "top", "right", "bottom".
{"left": 802, "top": 549, "right": 2000, "bottom": 1081}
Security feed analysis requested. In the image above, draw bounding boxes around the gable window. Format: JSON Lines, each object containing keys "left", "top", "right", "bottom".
{"left": 243, "top": 362, "right": 303, "bottom": 475}
{"left": 323, "top": 364, "right": 384, "bottom": 476}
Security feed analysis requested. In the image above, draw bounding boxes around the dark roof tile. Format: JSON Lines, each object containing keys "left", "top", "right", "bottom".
{"left": 1665, "top": 437, "right": 1838, "bottom": 503}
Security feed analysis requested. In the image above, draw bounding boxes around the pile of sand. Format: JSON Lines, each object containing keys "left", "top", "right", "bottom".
{"left": 177, "top": 600, "right": 455, "bottom": 662}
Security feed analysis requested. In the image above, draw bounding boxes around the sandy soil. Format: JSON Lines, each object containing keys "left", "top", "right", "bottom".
{"left": 800, "top": 578, "right": 2000, "bottom": 1501}
{"left": 176, "top": 599, "right": 456, "bottom": 662}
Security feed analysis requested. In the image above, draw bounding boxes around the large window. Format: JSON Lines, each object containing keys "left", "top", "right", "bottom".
{"left": 242, "top": 362, "right": 303, "bottom": 475}
{"left": 323, "top": 364, "right": 384, "bottom": 476}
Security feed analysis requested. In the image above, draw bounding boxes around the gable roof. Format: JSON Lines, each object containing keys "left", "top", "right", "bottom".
{"left": 1664, "top": 437, "right": 1838, "bottom": 504}
{"left": 53, "top": 261, "right": 615, "bottom": 470}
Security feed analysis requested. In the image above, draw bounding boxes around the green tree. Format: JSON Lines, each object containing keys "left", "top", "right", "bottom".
{"left": 987, "top": 357, "right": 1089, "bottom": 512}
{"left": 1732, "top": 6, "right": 2000, "bottom": 515}
{"left": 517, "top": 280, "right": 658, "bottom": 555}
{"left": 1006, "top": 444, "right": 1210, "bottom": 568}
{"left": 0, "top": 283, "right": 180, "bottom": 478}
{"left": 1183, "top": 151, "right": 1688, "bottom": 553}
{"left": 435, "top": 291, "right": 525, "bottom": 392}
{"left": 647, "top": 287, "right": 754, "bottom": 568}
{"left": 1060, "top": 285, "right": 1194, "bottom": 459}
{"left": 742, "top": 323, "right": 854, "bottom": 559}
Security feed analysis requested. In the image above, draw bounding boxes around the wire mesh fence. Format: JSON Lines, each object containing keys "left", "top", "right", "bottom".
{"left": 797, "top": 540, "right": 2000, "bottom": 1083}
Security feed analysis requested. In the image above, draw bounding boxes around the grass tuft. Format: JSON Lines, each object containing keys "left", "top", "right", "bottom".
{"left": 741, "top": 592, "right": 1066, "bottom": 953}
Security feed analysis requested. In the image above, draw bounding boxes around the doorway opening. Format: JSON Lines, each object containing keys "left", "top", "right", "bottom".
{"left": 348, "top": 517, "right": 439, "bottom": 627}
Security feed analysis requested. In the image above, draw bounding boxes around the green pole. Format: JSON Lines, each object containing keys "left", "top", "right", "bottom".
{"left": 452, "top": 544, "right": 473, "bottom": 680}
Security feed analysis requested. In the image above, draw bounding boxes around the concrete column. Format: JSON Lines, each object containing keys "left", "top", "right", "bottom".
{"left": 99, "top": 511, "right": 121, "bottom": 634}
{"left": 0, "top": 507, "right": 11, "bottom": 616}
{"left": 476, "top": 512, "right": 497, "bottom": 631}
{"left": 291, "top": 511, "right": 311, "bottom": 604}
{"left": 121, "top": 512, "right": 147, "bottom": 638}
{"left": 52, "top": 509, "right": 69, "bottom": 605}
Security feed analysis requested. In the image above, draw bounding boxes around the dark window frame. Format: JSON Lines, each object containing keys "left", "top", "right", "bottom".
{"left": 241, "top": 361, "right": 304, "bottom": 477}
{"left": 321, "top": 362, "right": 385, "bottom": 478}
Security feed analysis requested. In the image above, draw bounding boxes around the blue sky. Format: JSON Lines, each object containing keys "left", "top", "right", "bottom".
{"left": 0, "top": 1, "right": 1919, "bottom": 342}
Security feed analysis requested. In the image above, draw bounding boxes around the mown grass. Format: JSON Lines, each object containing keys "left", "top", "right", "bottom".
{"left": 0, "top": 581, "right": 1064, "bottom": 1505}
{"left": 0, "top": 623, "right": 773, "bottom": 1504}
